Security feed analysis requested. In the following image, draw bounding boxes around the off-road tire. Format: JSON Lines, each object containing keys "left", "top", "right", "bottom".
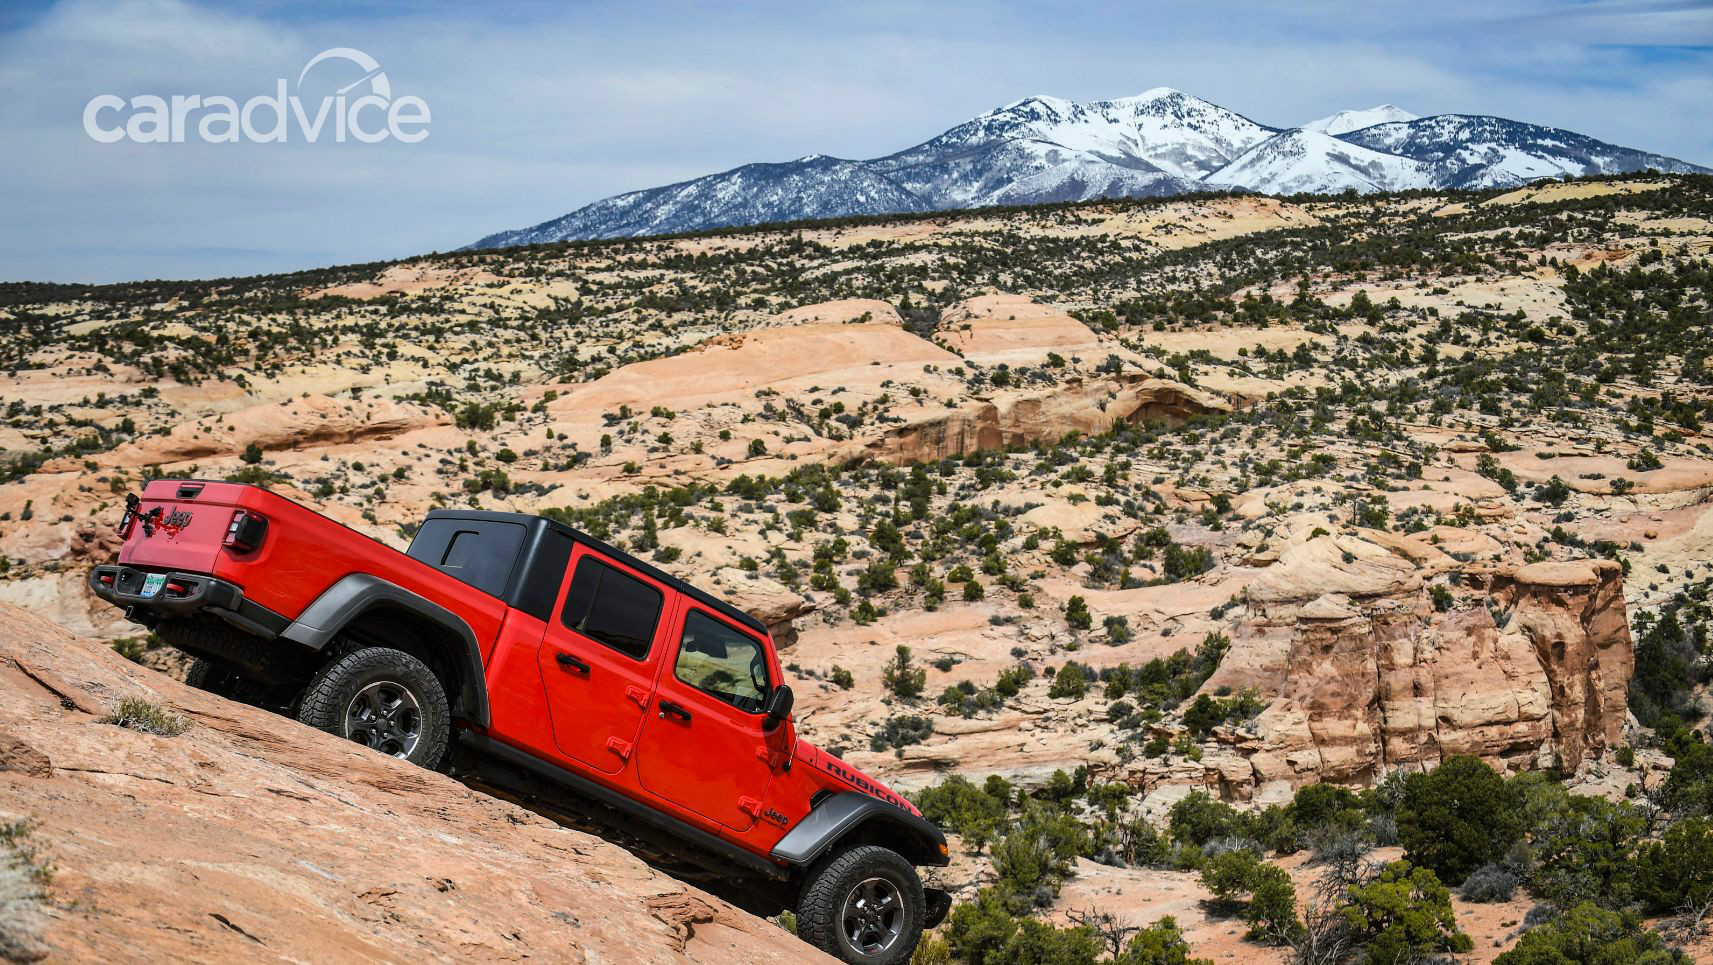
{"left": 796, "top": 845, "right": 924, "bottom": 965}
{"left": 184, "top": 657, "right": 241, "bottom": 698}
{"left": 157, "top": 618, "right": 262, "bottom": 669}
{"left": 297, "top": 647, "right": 449, "bottom": 769}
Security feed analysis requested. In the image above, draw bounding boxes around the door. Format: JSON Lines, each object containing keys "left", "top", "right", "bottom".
{"left": 538, "top": 548, "right": 669, "bottom": 775}
{"left": 637, "top": 606, "right": 781, "bottom": 830}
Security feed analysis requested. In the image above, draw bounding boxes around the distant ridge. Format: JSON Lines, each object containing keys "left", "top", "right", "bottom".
{"left": 469, "top": 89, "right": 1707, "bottom": 249}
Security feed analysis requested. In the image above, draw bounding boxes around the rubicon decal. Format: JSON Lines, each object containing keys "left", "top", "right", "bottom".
{"left": 818, "top": 757, "right": 912, "bottom": 811}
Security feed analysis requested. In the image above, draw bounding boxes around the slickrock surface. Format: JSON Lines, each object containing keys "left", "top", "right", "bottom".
{"left": 0, "top": 602, "right": 821, "bottom": 964}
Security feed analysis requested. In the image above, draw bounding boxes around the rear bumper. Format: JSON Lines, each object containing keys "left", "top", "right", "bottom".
{"left": 89, "top": 564, "right": 287, "bottom": 639}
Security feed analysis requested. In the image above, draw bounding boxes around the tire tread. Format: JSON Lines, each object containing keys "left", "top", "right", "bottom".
{"left": 296, "top": 646, "right": 450, "bottom": 769}
{"left": 796, "top": 844, "right": 924, "bottom": 964}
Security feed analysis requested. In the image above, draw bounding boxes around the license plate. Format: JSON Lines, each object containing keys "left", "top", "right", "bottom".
{"left": 140, "top": 573, "right": 166, "bottom": 598}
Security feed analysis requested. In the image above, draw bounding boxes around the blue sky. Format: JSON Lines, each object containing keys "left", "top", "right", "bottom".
{"left": 2, "top": 0, "right": 1709, "bottom": 283}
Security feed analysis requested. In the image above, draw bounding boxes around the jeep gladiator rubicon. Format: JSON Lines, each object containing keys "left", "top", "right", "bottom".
{"left": 90, "top": 480, "right": 950, "bottom": 963}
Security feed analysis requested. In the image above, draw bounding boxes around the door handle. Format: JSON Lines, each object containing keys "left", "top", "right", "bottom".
{"left": 658, "top": 700, "right": 692, "bottom": 723}
{"left": 555, "top": 651, "right": 591, "bottom": 674}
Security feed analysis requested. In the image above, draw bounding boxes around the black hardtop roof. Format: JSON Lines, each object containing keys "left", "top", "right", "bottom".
{"left": 422, "top": 509, "right": 769, "bottom": 638}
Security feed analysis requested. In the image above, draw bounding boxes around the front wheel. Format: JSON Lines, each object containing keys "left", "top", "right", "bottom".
{"left": 297, "top": 647, "right": 449, "bottom": 769}
{"left": 796, "top": 845, "right": 925, "bottom": 965}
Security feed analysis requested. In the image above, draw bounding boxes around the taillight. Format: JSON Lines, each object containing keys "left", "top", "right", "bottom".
{"left": 224, "top": 510, "right": 268, "bottom": 552}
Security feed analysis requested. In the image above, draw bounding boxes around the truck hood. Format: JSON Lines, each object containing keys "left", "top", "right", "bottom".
{"left": 793, "top": 739, "right": 920, "bottom": 816}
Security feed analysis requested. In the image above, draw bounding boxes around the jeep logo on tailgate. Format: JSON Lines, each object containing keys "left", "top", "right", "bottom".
{"left": 161, "top": 509, "right": 194, "bottom": 533}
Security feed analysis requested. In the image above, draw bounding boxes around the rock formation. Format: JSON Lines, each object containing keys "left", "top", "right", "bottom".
{"left": 1203, "top": 537, "right": 1632, "bottom": 799}
{"left": 0, "top": 602, "right": 822, "bottom": 963}
{"left": 844, "top": 373, "right": 1231, "bottom": 465}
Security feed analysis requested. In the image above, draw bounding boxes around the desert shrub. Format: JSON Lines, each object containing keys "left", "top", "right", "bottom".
{"left": 1049, "top": 662, "right": 1088, "bottom": 700}
{"left": 828, "top": 665, "right": 854, "bottom": 689}
{"left": 912, "top": 775, "right": 1009, "bottom": 851}
{"left": 990, "top": 808, "right": 1090, "bottom": 909}
{"left": 1167, "top": 791, "right": 1244, "bottom": 849}
{"left": 1112, "top": 915, "right": 1211, "bottom": 965}
{"left": 1494, "top": 902, "right": 1686, "bottom": 965}
{"left": 1245, "top": 866, "right": 1301, "bottom": 944}
{"left": 1181, "top": 694, "right": 1223, "bottom": 737}
{"left": 1635, "top": 816, "right": 1713, "bottom": 914}
{"left": 1339, "top": 860, "right": 1473, "bottom": 964}
{"left": 945, "top": 888, "right": 1109, "bottom": 965}
{"left": 868, "top": 714, "right": 931, "bottom": 752}
{"left": 996, "top": 918, "right": 1102, "bottom": 964}
{"left": 882, "top": 645, "right": 927, "bottom": 699}
{"left": 1459, "top": 862, "right": 1520, "bottom": 903}
{"left": 1628, "top": 585, "right": 1711, "bottom": 727}
{"left": 102, "top": 698, "right": 187, "bottom": 737}
{"left": 1198, "top": 848, "right": 1300, "bottom": 942}
{"left": 1528, "top": 793, "right": 1644, "bottom": 908}
{"left": 1199, "top": 847, "right": 1264, "bottom": 902}
{"left": 1289, "top": 783, "right": 1364, "bottom": 834}
{"left": 1397, "top": 755, "right": 1521, "bottom": 885}
{"left": 1064, "top": 595, "right": 1092, "bottom": 630}
{"left": 1658, "top": 723, "right": 1713, "bottom": 817}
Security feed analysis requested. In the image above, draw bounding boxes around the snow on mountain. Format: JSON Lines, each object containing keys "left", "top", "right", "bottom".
{"left": 1302, "top": 105, "right": 1417, "bottom": 136}
{"left": 467, "top": 92, "right": 1709, "bottom": 249}
{"left": 1339, "top": 114, "right": 1708, "bottom": 189}
{"left": 1208, "top": 128, "right": 1433, "bottom": 195}
{"left": 469, "top": 156, "right": 928, "bottom": 248}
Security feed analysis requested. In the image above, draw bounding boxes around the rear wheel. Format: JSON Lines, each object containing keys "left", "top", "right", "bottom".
{"left": 796, "top": 845, "right": 924, "bottom": 965}
{"left": 297, "top": 647, "right": 449, "bottom": 769}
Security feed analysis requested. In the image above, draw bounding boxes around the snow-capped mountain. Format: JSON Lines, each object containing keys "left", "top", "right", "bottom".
{"left": 1339, "top": 114, "right": 1703, "bottom": 190}
{"left": 1301, "top": 104, "right": 1417, "bottom": 136}
{"left": 471, "top": 156, "right": 930, "bottom": 249}
{"left": 1209, "top": 129, "right": 1433, "bottom": 195}
{"left": 467, "top": 90, "right": 1708, "bottom": 249}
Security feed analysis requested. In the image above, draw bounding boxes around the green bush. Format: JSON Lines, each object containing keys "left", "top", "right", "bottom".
{"left": 1048, "top": 663, "right": 1088, "bottom": 700}
{"left": 1635, "top": 816, "right": 1713, "bottom": 914}
{"left": 1339, "top": 860, "right": 1472, "bottom": 964}
{"left": 882, "top": 645, "right": 927, "bottom": 699}
{"left": 1494, "top": 903, "right": 1685, "bottom": 965}
{"left": 1197, "top": 849, "right": 1300, "bottom": 942}
{"left": 102, "top": 698, "right": 187, "bottom": 737}
{"left": 1528, "top": 793, "right": 1644, "bottom": 908}
{"left": 1199, "top": 848, "right": 1264, "bottom": 902}
{"left": 1397, "top": 755, "right": 1521, "bottom": 885}
{"left": 1064, "top": 595, "right": 1092, "bottom": 630}
{"left": 868, "top": 715, "right": 931, "bottom": 752}
{"left": 1112, "top": 916, "right": 1210, "bottom": 965}
{"left": 911, "top": 775, "right": 1008, "bottom": 850}
{"left": 1245, "top": 865, "right": 1301, "bottom": 943}
{"left": 1288, "top": 782, "right": 1364, "bottom": 834}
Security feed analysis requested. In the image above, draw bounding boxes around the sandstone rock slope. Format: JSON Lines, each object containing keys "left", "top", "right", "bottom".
{"left": 0, "top": 602, "right": 822, "bottom": 964}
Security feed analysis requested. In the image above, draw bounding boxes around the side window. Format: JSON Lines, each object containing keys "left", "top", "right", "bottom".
{"left": 675, "top": 610, "right": 770, "bottom": 713}
{"left": 559, "top": 555, "right": 663, "bottom": 660}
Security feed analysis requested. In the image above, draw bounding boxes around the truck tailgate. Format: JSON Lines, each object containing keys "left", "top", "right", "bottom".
{"left": 117, "top": 480, "right": 248, "bottom": 573}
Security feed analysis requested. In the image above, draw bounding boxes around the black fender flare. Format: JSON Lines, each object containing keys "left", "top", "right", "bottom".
{"left": 771, "top": 791, "right": 949, "bottom": 869}
{"left": 280, "top": 573, "right": 490, "bottom": 727}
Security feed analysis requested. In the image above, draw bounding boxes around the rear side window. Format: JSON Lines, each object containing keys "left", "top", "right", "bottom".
{"left": 560, "top": 556, "right": 663, "bottom": 660}
{"left": 406, "top": 518, "right": 525, "bottom": 597}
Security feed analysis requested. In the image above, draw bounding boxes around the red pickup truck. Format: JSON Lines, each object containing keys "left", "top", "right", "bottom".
{"left": 91, "top": 479, "right": 949, "bottom": 963}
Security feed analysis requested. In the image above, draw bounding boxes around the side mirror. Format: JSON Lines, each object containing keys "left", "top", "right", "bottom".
{"left": 763, "top": 684, "right": 795, "bottom": 731}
